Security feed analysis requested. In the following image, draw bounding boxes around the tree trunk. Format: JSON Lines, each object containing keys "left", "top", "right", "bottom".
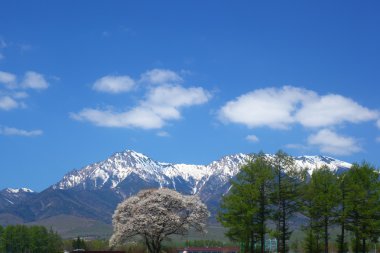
{"left": 282, "top": 201, "right": 286, "bottom": 253}
{"left": 250, "top": 231, "right": 255, "bottom": 253}
{"left": 362, "top": 238, "right": 366, "bottom": 253}
{"left": 277, "top": 169, "right": 282, "bottom": 253}
{"left": 355, "top": 234, "right": 359, "bottom": 253}
{"left": 339, "top": 222, "right": 345, "bottom": 253}
{"left": 324, "top": 217, "right": 328, "bottom": 253}
{"left": 339, "top": 179, "right": 346, "bottom": 253}
{"left": 260, "top": 184, "right": 265, "bottom": 253}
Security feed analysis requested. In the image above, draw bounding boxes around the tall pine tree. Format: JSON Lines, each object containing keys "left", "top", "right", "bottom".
{"left": 218, "top": 153, "right": 274, "bottom": 253}
{"left": 304, "top": 166, "right": 340, "bottom": 253}
{"left": 345, "top": 162, "right": 380, "bottom": 253}
{"left": 271, "top": 150, "right": 306, "bottom": 253}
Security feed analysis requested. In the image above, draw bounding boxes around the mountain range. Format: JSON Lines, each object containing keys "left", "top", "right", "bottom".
{"left": 0, "top": 149, "right": 352, "bottom": 237}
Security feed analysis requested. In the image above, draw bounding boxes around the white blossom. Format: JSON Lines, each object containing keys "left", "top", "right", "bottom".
{"left": 110, "top": 188, "right": 209, "bottom": 253}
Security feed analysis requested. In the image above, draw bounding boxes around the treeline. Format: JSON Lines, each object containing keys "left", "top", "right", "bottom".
{"left": 218, "top": 151, "right": 380, "bottom": 253}
{"left": 0, "top": 225, "right": 62, "bottom": 253}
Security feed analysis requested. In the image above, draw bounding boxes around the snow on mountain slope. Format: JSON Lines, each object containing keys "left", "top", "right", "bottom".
{"left": 3, "top": 188, "right": 34, "bottom": 194}
{"left": 53, "top": 149, "right": 352, "bottom": 194}
{"left": 293, "top": 155, "right": 352, "bottom": 174}
{"left": 0, "top": 188, "right": 36, "bottom": 208}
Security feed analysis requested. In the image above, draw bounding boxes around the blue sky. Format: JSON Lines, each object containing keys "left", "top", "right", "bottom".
{"left": 1, "top": 1, "right": 379, "bottom": 191}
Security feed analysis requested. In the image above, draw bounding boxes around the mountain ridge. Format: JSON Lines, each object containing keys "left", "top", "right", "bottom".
{"left": 0, "top": 149, "right": 352, "bottom": 227}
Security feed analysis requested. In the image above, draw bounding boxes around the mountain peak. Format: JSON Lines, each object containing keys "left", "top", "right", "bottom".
{"left": 3, "top": 188, "right": 34, "bottom": 194}
{"left": 52, "top": 149, "right": 352, "bottom": 192}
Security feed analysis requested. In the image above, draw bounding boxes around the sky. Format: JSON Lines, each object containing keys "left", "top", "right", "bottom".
{"left": 0, "top": 0, "right": 380, "bottom": 192}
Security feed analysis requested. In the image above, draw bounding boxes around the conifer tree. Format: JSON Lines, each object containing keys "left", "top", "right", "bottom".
{"left": 335, "top": 173, "right": 349, "bottom": 253}
{"left": 345, "top": 162, "right": 380, "bottom": 253}
{"left": 304, "top": 166, "right": 340, "bottom": 253}
{"left": 271, "top": 150, "right": 306, "bottom": 253}
{"left": 218, "top": 153, "right": 274, "bottom": 253}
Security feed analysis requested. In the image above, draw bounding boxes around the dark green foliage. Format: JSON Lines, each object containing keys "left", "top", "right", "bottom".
{"left": 344, "top": 162, "right": 380, "bottom": 253}
{"left": 271, "top": 150, "right": 307, "bottom": 253}
{"left": 302, "top": 225, "right": 323, "bottom": 253}
{"left": 335, "top": 234, "right": 348, "bottom": 253}
{"left": 336, "top": 174, "right": 349, "bottom": 253}
{"left": 218, "top": 153, "right": 274, "bottom": 253}
{"left": 303, "top": 166, "right": 340, "bottom": 253}
{"left": 72, "top": 236, "right": 87, "bottom": 250}
{"left": 218, "top": 151, "right": 380, "bottom": 253}
{"left": 0, "top": 224, "right": 62, "bottom": 253}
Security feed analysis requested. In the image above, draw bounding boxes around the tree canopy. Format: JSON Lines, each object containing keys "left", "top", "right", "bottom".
{"left": 219, "top": 151, "right": 380, "bottom": 253}
{"left": 0, "top": 224, "right": 62, "bottom": 253}
{"left": 110, "top": 188, "right": 209, "bottom": 253}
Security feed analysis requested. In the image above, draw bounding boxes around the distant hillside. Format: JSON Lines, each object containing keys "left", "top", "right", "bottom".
{"left": 0, "top": 149, "right": 351, "bottom": 237}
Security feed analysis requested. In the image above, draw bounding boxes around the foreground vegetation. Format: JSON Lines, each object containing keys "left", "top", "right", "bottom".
{"left": 1, "top": 151, "right": 379, "bottom": 253}
{"left": 218, "top": 151, "right": 380, "bottom": 253}
{"left": 0, "top": 225, "right": 62, "bottom": 253}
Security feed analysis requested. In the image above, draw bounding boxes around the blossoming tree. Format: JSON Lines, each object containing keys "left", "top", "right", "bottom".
{"left": 110, "top": 188, "right": 209, "bottom": 253}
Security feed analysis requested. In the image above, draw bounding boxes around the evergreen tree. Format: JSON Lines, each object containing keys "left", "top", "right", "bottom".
{"left": 305, "top": 166, "right": 340, "bottom": 253}
{"left": 47, "top": 227, "right": 63, "bottom": 253}
{"left": 345, "top": 162, "right": 380, "bottom": 253}
{"left": 335, "top": 173, "right": 349, "bottom": 253}
{"left": 302, "top": 179, "right": 323, "bottom": 253}
{"left": 0, "top": 225, "right": 62, "bottom": 253}
{"left": 29, "top": 226, "right": 49, "bottom": 253}
{"left": 271, "top": 150, "right": 306, "bottom": 253}
{"left": 218, "top": 153, "right": 274, "bottom": 253}
{"left": 0, "top": 225, "right": 3, "bottom": 253}
{"left": 73, "top": 236, "right": 87, "bottom": 250}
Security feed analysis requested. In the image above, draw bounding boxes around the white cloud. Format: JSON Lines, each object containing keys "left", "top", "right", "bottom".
{"left": 93, "top": 75, "right": 135, "bottom": 94}
{"left": 0, "top": 126, "right": 43, "bottom": 137}
{"left": 21, "top": 71, "right": 49, "bottom": 89}
{"left": 157, "top": 131, "right": 170, "bottom": 137}
{"left": 219, "top": 86, "right": 378, "bottom": 130}
{"left": 219, "top": 86, "right": 316, "bottom": 129}
{"left": 73, "top": 84, "right": 211, "bottom": 129}
{"left": 140, "top": 69, "right": 183, "bottom": 85}
{"left": 246, "top": 134, "right": 259, "bottom": 142}
{"left": 0, "top": 71, "right": 17, "bottom": 87}
{"left": 377, "top": 119, "right": 380, "bottom": 129}
{"left": 0, "top": 96, "right": 18, "bottom": 110}
{"left": 307, "top": 129, "right": 361, "bottom": 156}
{"left": 147, "top": 85, "right": 209, "bottom": 106}
{"left": 71, "top": 107, "right": 165, "bottom": 129}
{"left": 296, "top": 94, "right": 378, "bottom": 127}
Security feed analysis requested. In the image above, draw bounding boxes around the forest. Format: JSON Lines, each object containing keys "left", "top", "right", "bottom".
{"left": 218, "top": 151, "right": 380, "bottom": 253}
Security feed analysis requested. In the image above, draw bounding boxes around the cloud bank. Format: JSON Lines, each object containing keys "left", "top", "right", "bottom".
{"left": 0, "top": 70, "right": 50, "bottom": 111}
{"left": 72, "top": 69, "right": 211, "bottom": 129}
{"left": 219, "top": 86, "right": 379, "bottom": 156}
{"left": 93, "top": 75, "right": 135, "bottom": 94}
{"left": 307, "top": 129, "right": 361, "bottom": 156}
{"left": 219, "top": 86, "right": 378, "bottom": 129}
{"left": 0, "top": 126, "right": 43, "bottom": 137}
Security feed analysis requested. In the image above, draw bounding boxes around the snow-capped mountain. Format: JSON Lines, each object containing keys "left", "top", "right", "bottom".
{"left": 53, "top": 150, "right": 212, "bottom": 193}
{"left": 53, "top": 150, "right": 351, "bottom": 194}
{"left": 52, "top": 150, "right": 251, "bottom": 195}
{"left": 0, "top": 188, "right": 36, "bottom": 209}
{"left": 0, "top": 149, "right": 352, "bottom": 225}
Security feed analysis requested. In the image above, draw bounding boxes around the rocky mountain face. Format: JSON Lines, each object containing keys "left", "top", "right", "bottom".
{"left": 0, "top": 150, "right": 352, "bottom": 225}
{"left": 0, "top": 188, "right": 36, "bottom": 209}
